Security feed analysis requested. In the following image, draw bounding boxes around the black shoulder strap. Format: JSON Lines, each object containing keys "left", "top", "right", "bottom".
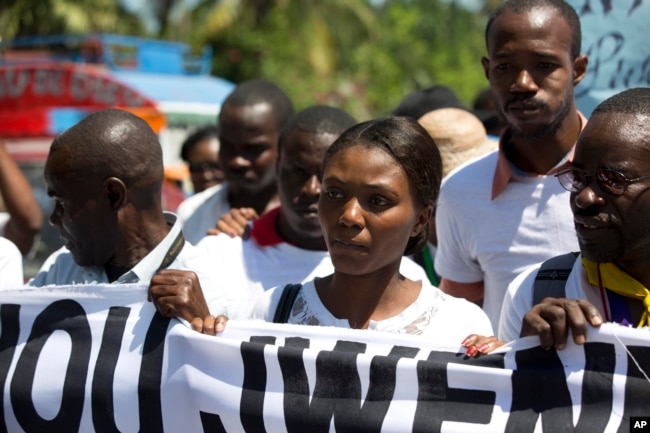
{"left": 157, "top": 230, "right": 185, "bottom": 272}
{"left": 532, "top": 252, "right": 580, "bottom": 305}
{"left": 272, "top": 283, "right": 302, "bottom": 323}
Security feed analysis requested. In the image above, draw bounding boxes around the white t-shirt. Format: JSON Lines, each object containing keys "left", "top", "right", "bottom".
{"left": 0, "top": 237, "right": 23, "bottom": 290}
{"left": 498, "top": 254, "right": 607, "bottom": 342}
{"left": 253, "top": 279, "right": 493, "bottom": 344}
{"left": 197, "top": 208, "right": 430, "bottom": 319}
{"left": 197, "top": 233, "right": 332, "bottom": 319}
{"left": 435, "top": 150, "right": 578, "bottom": 330}
{"left": 28, "top": 213, "right": 233, "bottom": 316}
{"left": 177, "top": 183, "right": 231, "bottom": 245}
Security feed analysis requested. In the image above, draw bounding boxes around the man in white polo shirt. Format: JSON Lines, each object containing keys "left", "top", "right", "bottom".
{"left": 435, "top": 0, "right": 588, "bottom": 329}
{"left": 29, "top": 109, "right": 230, "bottom": 319}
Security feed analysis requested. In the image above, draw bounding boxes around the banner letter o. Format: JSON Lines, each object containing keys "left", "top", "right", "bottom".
{"left": 10, "top": 299, "right": 91, "bottom": 432}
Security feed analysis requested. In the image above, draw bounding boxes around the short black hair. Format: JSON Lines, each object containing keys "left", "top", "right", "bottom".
{"left": 221, "top": 79, "right": 294, "bottom": 129}
{"left": 592, "top": 87, "right": 650, "bottom": 116}
{"left": 50, "top": 108, "right": 163, "bottom": 204}
{"left": 180, "top": 125, "right": 219, "bottom": 161}
{"left": 278, "top": 105, "right": 357, "bottom": 154}
{"left": 392, "top": 85, "right": 466, "bottom": 120}
{"left": 485, "top": 0, "right": 582, "bottom": 59}
{"left": 323, "top": 116, "right": 442, "bottom": 256}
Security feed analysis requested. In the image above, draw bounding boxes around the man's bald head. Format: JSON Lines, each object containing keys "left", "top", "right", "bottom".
{"left": 49, "top": 109, "right": 164, "bottom": 207}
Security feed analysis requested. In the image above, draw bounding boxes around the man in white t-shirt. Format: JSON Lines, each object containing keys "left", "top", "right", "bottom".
{"left": 28, "top": 109, "right": 231, "bottom": 318}
{"left": 434, "top": 0, "right": 587, "bottom": 329}
{"left": 177, "top": 79, "right": 294, "bottom": 244}
{"left": 500, "top": 88, "right": 650, "bottom": 347}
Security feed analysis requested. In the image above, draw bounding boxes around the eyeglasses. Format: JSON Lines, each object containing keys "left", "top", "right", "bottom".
{"left": 189, "top": 161, "right": 222, "bottom": 174}
{"left": 555, "top": 167, "right": 650, "bottom": 196}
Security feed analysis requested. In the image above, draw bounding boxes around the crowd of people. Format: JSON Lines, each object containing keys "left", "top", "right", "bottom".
{"left": 1, "top": 0, "right": 649, "bottom": 361}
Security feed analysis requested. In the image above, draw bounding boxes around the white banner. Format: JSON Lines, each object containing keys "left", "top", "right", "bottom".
{"left": 0, "top": 284, "right": 649, "bottom": 432}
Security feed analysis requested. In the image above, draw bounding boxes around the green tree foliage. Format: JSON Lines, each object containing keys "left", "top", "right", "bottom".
{"left": 0, "top": 0, "right": 143, "bottom": 38}
{"left": 192, "top": 0, "right": 377, "bottom": 117}
{"left": 194, "top": 0, "right": 490, "bottom": 119}
{"left": 368, "top": 0, "right": 490, "bottom": 112}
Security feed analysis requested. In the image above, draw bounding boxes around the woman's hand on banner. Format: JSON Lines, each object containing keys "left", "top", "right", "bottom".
{"left": 461, "top": 334, "right": 505, "bottom": 357}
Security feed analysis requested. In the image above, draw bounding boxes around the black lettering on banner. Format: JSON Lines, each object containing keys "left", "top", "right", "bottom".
{"left": 0, "top": 304, "right": 20, "bottom": 433}
{"left": 505, "top": 346, "right": 573, "bottom": 432}
{"left": 138, "top": 312, "right": 170, "bottom": 433}
{"left": 240, "top": 336, "right": 276, "bottom": 433}
{"left": 278, "top": 336, "right": 311, "bottom": 432}
{"left": 200, "top": 411, "right": 228, "bottom": 433}
{"left": 92, "top": 307, "right": 131, "bottom": 433}
{"left": 413, "top": 351, "right": 503, "bottom": 433}
{"left": 10, "top": 300, "right": 91, "bottom": 432}
{"left": 575, "top": 343, "right": 616, "bottom": 433}
{"left": 617, "top": 346, "right": 650, "bottom": 433}
{"left": 280, "top": 338, "right": 419, "bottom": 433}
{"left": 365, "top": 346, "right": 421, "bottom": 406}
{"left": 295, "top": 340, "right": 367, "bottom": 433}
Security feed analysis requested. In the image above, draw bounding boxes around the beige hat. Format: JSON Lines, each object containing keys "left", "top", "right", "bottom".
{"left": 418, "top": 108, "right": 498, "bottom": 178}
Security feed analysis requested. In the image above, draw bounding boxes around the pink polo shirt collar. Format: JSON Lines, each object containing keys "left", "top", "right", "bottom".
{"left": 491, "top": 111, "right": 588, "bottom": 200}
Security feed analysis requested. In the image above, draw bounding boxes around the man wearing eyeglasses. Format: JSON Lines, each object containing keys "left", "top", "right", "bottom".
{"left": 499, "top": 87, "right": 650, "bottom": 345}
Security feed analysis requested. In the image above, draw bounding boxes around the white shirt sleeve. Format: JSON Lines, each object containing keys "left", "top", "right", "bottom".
{"left": 434, "top": 186, "right": 484, "bottom": 283}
